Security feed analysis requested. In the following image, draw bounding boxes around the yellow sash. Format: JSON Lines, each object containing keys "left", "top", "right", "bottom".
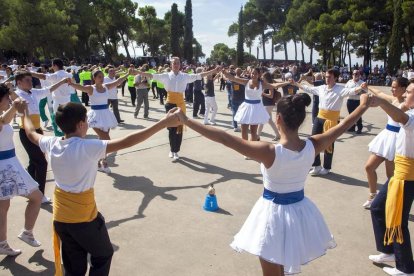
{"left": 317, "top": 109, "right": 340, "bottom": 153}
{"left": 53, "top": 187, "right": 98, "bottom": 276}
{"left": 384, "top": 155, "right": 414, "bottom": 245}
{"left": 20, "top": 114, "right": 41, "bottom": 129}
{"left": 167, "top": 91, "right": 186, "bottom": 133}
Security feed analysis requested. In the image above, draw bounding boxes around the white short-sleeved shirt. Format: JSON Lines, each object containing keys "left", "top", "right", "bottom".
{"left": 301, "top": 83, "right": 358, "bottom": 111}
{"left": 151, "top": 71, "right": 202, "bottom": 93}
{"left": 104, "top": 77, "right": 117, "bottom": 99}
{"left": 345, "top": 79, "right": 364, "bottom": 100}
{"left": 39, "top": 136, "right": 108, "bottom": 193}
{"left": 15, "top": 87, "right": 50, "bottom": 115}
{"left": 396, "top": 109, "right": 414, "bottom": 159}
{"left": 46, "top": 70, "right": 72, "bottom": 110}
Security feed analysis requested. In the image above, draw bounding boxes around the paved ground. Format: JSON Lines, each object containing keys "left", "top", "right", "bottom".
{"left": 1, "top": 83, "right": 409, "bottom": 276}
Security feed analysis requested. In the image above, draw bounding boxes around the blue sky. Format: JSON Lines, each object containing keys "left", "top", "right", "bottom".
{"left": 133, "top": 0, "right": 370, "bottom": 65}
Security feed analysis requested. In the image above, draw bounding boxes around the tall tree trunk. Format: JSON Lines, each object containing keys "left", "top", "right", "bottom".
{"left": 348, "top": 42, "right": 352, "bottom": 72}
{"left": 301, "top": 40, "right": 304, "bottom": 62}
{"left": 284, "top": 41, "right": 288, "bottom": 61}
{"left": 271, "top": 38, "right": 274, "bottom": 61}
{"left": 261, "top": 32, "right": 266, "bottom": 60}
{"left": 257, "top": 46, "right": 259, "bottom": 59}
{"left": 403, "top": 35, "right": 410, "bottom": 66}
{"left": 310, "top": 47, "right": 313, "bottom": 65}
{"left": 294, "top": 39, "right": 297, "bottom": 61}
{"left": 120, "top": 34, "right": 131, "bottom": 59}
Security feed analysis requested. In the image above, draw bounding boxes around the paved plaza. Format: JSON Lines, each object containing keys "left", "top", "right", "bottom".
{"left": 1, "top": 84, "right": 410, "bottom": 275}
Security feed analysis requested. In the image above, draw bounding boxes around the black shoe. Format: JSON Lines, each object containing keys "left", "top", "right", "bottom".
{"left": 119, "top": 120, "right": 125, "bottom": 123}
{"left": 356, "top": 129, "right": 362, "bottom": 134}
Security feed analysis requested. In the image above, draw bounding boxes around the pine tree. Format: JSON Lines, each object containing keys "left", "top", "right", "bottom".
{"left": 388, "top": 0, "right": 403, "bottom": 74}
{"left": 236, "top": 6, "right": 244, "bottom": 66}
{"left": 170, "top": 3, "right": 180, "bottom": 57}
{"left": 183, "top": 0, "right": 194, "bottom": 64}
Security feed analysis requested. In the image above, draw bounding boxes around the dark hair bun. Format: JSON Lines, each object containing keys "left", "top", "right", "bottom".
{"left": 292, "top": 93, "right": 311, "bottom": 108}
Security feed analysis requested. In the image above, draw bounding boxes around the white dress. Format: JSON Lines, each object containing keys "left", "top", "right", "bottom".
{"left": 0, "top": 124, "right": 38, "bottom": 199}
{"left": 230, "top": 140, "right": 336, "bottom": 274}
{"left": 87, "top": 86, "right": 118, "bottom": 132}
{"left": 368, "top": 115, "right": 400, "bottom": 161}
{"left": 234, "top": 81, "right": 270, "bottom": 124}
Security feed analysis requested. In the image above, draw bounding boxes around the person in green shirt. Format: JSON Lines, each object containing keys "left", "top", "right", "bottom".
{"left": 127, "top": 64, "right": 137, "bottom": 106}
{"left": 148, "top": 67, "right": 157, "bottom": 99}
{"left": 156, "top": 66, "right": 166, "bottom": 105}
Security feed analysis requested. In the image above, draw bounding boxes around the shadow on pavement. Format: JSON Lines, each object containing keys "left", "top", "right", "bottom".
{"left": 178, "top": 157, "right": 262, "bottom": 186}
{"left": 321, "top": 172, "right": 383, "bottom": 189}
{"left": 0, "top": 249, "right": 54, "bottom": 275}
{"left": 106, "top": 173, "right": 212, "bottom": 229}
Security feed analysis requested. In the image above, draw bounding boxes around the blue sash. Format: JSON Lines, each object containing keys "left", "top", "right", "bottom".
{"left": 91, "top": 104, "right": 109, "bottom": 110}
{"left": 263, "top": 188, "right": 304, "bottom": 205}
{"left": 0, "top": 149, "right": 16, "bottom": 160}
{"left": 244, "top": 99, "right": 261, "bottom": 104}
{"left": 386, "top": 124, "right": 400, "bottom": 133}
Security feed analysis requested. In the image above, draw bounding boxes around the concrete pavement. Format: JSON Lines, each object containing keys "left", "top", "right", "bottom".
{"left": 1, "top": 84, "right": 409, "bottom": 275}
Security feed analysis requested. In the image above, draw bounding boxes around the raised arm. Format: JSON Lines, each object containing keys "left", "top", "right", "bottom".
{"left": 68, "top": 80, "right": 93, "bottom": 95}
{"left": 222, "top": 70, "right": 249, "bottom": 86}
{"left": 49, "top": 78, "right": 71, "bottom": 93}
{"left": 200, "top": 66, "right": 221, "bottom": 78}
{"left": 372, "top": 95, "right": 409, "bottom": 125}
{"left": 30, "top": 72, "right": 46, "bottom": 80}
{"left": 310, "top": 94, "right": 371, "bottom": 154}
{"left": 262, "top": 79, "right": 289, "bottom": 91}
{"left": 106, "top": 108, "right": 180, "bottom": 153}
{"left": 175, "top": 109, "right": 275, "bottom": 168}
{"left": 0, "top": 98, "right": 20, "bottom": 125}
{"left": 289, "top": 79, "right": 320, "bottom": 95}
{"left": 105, "top": 74, "right": 129, "bottom": 90}
{"left": 368, "top": 86, "right": 394, "bottom": 103}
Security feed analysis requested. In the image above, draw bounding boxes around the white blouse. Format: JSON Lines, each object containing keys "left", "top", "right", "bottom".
{"left": 301, "top": 83, "right": 358, "bottom": 111}
{"left": 152, "top": 71, "right": 201, "bottom": 93}
{"left": 396, "top": 109, "right": 414, "bottom": 159}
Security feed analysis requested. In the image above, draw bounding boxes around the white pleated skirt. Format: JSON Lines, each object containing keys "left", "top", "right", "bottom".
{"left": 87, "top": 109, "right": 118, "bottom": 132}
{"left": 368, "top": 128, "right": 399, "bottom": 161}
{"left": 230, "top": 197, "right": 336, "bottom": 274}
{"left": 234, "top": 102, "right": 270, "bottom": 125}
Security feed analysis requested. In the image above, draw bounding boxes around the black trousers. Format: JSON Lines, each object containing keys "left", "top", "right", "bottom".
{"left": 128, "top": 87, "right": 136, "bottom": 106}
{"left": 81, "top": 93, "right": 89, "bottom": 106}
{"left": 121, "top": 80, "right": 126, "bottom": 96}
{"left": 165, "top": 103, "right": 183, "bottom": 153}
{"left": 371, "top": 180, "right": 414, "bottom": 273}
{"left": 347, "top": 99, "right": 363, "bottom": 131}
{"left": 312, "top": 95, "right": 319, "bottom": 123}
{"left": 158, "top": 88, "right": 166, "bottom": 105}
{"left": 108, "top": 99, "right": 121, "bottom": 123}
{"left": 220, "top": 79, "right": 226, "bottom": 91}
{"left": 19, "top": 128, "right": 47, "bottom": 194}
{"left": 151, "top": 82, "right": 157, "bottom": 98}
{"left": 193, "top": 90, "right": 205, "bottom": 117}
{"left": 185, "top": 83, "right": 193, "bottom": 103}
{"left": 312, "top": 117, "right": 334, "bottom": 169}
{"left": 54, "top": 213, "right": 114, "bottom": 276}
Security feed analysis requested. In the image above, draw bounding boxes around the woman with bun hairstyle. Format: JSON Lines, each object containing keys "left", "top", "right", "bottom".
{"left": 174, "top": 92, "right": 373, "bottom": 275}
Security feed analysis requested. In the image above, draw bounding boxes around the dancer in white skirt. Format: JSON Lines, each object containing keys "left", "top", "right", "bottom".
{"left": 223, "top": 68, "right": 287, "bottom": 143}
{"left": 362, "top": 77, "right": 409, "bottom": 209}
{"left": 68, "top": 70, "right": 129, "bottom": 173}
{"left": 174, "top": 93, "right": 372, "bottom": 275}
{"left": 0, "top": 84, "right": 42, "bottom": 256}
